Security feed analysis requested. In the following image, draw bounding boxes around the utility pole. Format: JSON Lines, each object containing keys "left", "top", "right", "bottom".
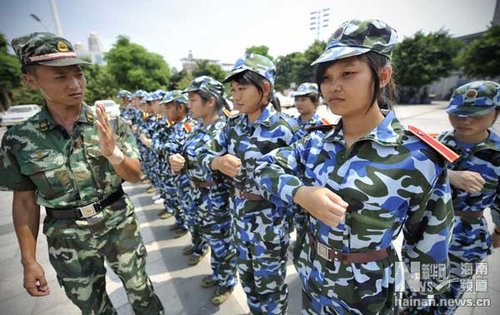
{"left": 309, "top": 7, "right": 331, "bottom": 41}
{"left": 50, "top": 0, "right": 63, "bottom": 36}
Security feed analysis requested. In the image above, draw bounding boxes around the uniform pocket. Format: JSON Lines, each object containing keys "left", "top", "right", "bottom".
{"left": 21, "top": 157, "right": 71, "bottom": 199}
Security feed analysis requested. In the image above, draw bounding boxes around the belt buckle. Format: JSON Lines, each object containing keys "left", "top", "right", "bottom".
{"left": 316, "top": 242, "right": 330, "bottom": 260}
{"left": 79, "top": 204, "right": 97, "bottom": 218}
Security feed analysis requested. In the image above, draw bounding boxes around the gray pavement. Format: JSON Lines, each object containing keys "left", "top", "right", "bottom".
{"left": 0, "top": 103, "right": 499, "bottom": 314}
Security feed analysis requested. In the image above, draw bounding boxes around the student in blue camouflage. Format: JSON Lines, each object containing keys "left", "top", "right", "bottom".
{"left": 255, "top": 19, "right": 455, "bottom": 315}
{"left": 198, "top": 54, "right": 301, "bottom": 314}
{"left": 169, "top": 76, "right": 238, "bottom": 304}
{"left": 161, "top": 91, "right": 197, "bottom": 238}
{"left": 425, "top": 81, "right": 500, "bottom": 315}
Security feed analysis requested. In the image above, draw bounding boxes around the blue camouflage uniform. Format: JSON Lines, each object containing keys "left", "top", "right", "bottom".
{"left": 427, "top": 81, "right": 500, "bottom": 315}
{"left": 199, "top": 103, "right": 301, "bottom": 314}
{"left": 180, "top": 115, "right": 237, "bottom": 290}
{"left": 255, "top": 111, "right": 454, "bottom": 314}
{"left": 255, "top": 19, "right": 455, "bottom": 315}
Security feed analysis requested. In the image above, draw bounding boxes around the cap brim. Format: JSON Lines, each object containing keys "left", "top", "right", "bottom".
{"left": 223, "top": 67, "right": 248, "bottom": 83}
{"left": 311, "top": 46, "right": 371, "bottom": 65}
{"left": 446, "top": 106, "right": 495, "bottom": 117}
{"left": 37, "top": 57, "right": 90, "bottom": 66}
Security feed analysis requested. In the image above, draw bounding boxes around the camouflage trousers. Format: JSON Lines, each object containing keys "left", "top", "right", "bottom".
{"left": 297, "top": 233, "right": 395, "bottom": 315}
{"left": 45, "top": 199, "right": 164, "bottom": 315}
{"left": 431, "top": 216, "right": 491, "bottom": 315}
{"left": 233, "top": 200, "right": 290, "bottom": 314}
{"left": 159, "top": 175, "right": 187, "bottom": 229}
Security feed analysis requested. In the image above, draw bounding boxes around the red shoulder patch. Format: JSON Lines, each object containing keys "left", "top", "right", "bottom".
{"left": 408, "top": 125, "right": 459, "bottom": 163}
{"left": 321, "top": 117, "right": 331, "bottom": 125}
{"left": 184, "top": 122, "right": 192, "bottom": 133}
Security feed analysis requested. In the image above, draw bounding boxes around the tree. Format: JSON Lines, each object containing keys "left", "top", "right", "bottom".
{"left": 392, "top": 30, "right": 462, "bottom": 103}
{"left": 458, "top": 24, "right": 500, "bottom": 79}
{"left": 245, "top": 45, "right": 273, "bottom": 61}
{"left": 0, "top": 33, "right": 22, "bottom": 111}
{"left": 105, "top": 36, "right": 170, "bottom": 91}
{"left": 167, "top": 68, "right": 191, "bottom": 90}
{"left": 84, "top": 62, "right": 117, "bottom": 103}
{"left": 192, "top": 60, "right": 226, "bottom": 82}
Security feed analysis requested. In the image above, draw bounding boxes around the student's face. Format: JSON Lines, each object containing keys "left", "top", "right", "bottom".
{"left": 295, "top": 96, "right": 316, "bottom": 116}
{"left": 118, "top": 97, "right": 128, "bottom": 107}
{"left": 151, "top": 100, "right": 161, "bottom": 114}
{"left": 319, "top": 57, "right": 375, "bottom": 118}
{"left": 230, "top": 81, "right": 263, "bottom": 116}
{"left": 188, "top": 92, "right": 208, "bottom": 119}
{"left": 164, "top": 102, "right": 184, "bottom": 122}
{"left": 449, "top": 110, "right": 497, "bottom": 141}
{"left": 24, "top": 65, "right": 86, "bottom": 108}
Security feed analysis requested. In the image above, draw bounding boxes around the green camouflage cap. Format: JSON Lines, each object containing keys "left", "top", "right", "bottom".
{"left": 224, "top": 53, "right": 276, "bottom": 84}
{"left": 116, "top": 89, "right": 132, "bottom": 99}
{"left": 184, "top": 76, "right": 225, "bottom": 98}
{"left": 161, "top": 90, "right": 188, "bottom": 105}
{"left": 312, "top": 19, "right": 397, "bottom": 65}
{"left": 290, "top": 82, "right": 319, "bottom": 97}
{"left": 11, "top": 32, "right": 88, "bottom": 68}
{"left": 446, "top": 81, "right": 500, "bottom": 117}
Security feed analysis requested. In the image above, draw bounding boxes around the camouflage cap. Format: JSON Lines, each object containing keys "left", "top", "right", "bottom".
{"left": 116, "top": 89, "right": 132, "bottom": 99}
{"left": 161, "top": 90, "right": 188, "bottom": 105}
{"left": 290, "top": 82, "right": 319, "bottom": 97}
{"left": 184, "top": 76, "right": 225, "bottom": 98}
{"left": 224, "top": 53, "right": 276, "bottom": 84}
{"left": 134, "top": 90, "right": 148, "bottom": 98}
{"left": 446, "top": 81, "right": 500, "bottom": 117}
{"left": 141, "top": 92, "right": 152, "bottom": 104}
{"left": 154, "top": 89, "right": 167, "bottom": 100}
{"left": 11, "top": 32, "right": 88, "bottom": 68}
{"left": 312, "top": 19, "right": 398, "bottom": 65}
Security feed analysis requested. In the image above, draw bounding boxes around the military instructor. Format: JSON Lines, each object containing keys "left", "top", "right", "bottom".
{"left": 0, "top": 33, "right": 164, "bottom": 314}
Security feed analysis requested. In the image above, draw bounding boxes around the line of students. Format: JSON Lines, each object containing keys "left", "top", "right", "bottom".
{"left": 116, "top": 18, "right": 499, "bottom": 315}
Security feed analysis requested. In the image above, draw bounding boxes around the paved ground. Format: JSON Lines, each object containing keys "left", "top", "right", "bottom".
{"left": 0, "top": 103, "right": 499, "bottom": 314}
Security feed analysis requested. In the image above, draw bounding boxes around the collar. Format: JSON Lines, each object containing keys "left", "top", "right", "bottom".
{"left": 244, "top": 104, "right": 276, "bottom": 127}
{"left": 440, "top": 129, "right": 500, "bottom": 153}
{"left": 37, "top": 103, "right": 94, "bottom": 131}
{"left": 323, "top": 111, "right": 404, "bottom": 147}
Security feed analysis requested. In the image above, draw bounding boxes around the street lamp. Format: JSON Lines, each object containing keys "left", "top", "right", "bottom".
{"left": 309, "top": 7, "right": 331, "bottom": 41}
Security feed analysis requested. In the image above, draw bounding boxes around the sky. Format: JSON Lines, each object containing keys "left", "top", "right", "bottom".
{"left": 0, "top": 0, "right": 497, "bottom": 69}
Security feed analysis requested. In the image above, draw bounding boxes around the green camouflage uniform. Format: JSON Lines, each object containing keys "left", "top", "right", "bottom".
{"left": 1, "top": 32, "right": 164, "bottom": 315}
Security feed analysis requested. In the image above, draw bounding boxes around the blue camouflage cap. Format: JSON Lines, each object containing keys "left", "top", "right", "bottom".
{"left": 184, "top": 76, "right": 225, "bottom": 98}
{"left": 290, "top": 83, "right": 319, "bottom": 97}
{"left": 134, "top": 90, "right": 147, "bottom": 99}
{"left": 116, "top": 89, "right": 132, "bottom": 99}
{"left": 161, "top": 90, "right": 188, "bottom": 105}
{"left": 149, "top": 90, "right": 166, "bottom": 101}
{"left": 224, "top": 53, "right": 276, "bottom": 85}
{"left": 140, "top": 92, "right": 153, "bottom": 104}
{"left": 312, "top": 19, "right": 398, "bottom": 65}
{"left": 446, "top": 81, "right": 500, "bottom": 117}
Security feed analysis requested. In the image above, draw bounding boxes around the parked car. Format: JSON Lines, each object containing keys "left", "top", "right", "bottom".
{"left": 94, "top": 100, "right": 120, "bottom": 118}
{"left": 0, "top": 104, "right": 41, "bottom": 128}
{"left": 275, "top": 92, "right": 295, "bottom": 109}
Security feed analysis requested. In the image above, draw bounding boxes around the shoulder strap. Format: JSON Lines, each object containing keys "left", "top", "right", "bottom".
{"left": 407, "top": 125, "right": 459, "bottom": 163}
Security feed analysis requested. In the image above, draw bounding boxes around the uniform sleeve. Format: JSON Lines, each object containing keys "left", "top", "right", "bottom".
{"left": 114, "top": 116, "right": 140, "bottom": 159}
{"left": 491, "top": 179, "right": 500, "bottom": 226}
{"left": 402, "top": 165, "right": 454, "bottom": 294}
{"left": 255, "top": 135, "right": 312, "bottom": 207}
{"left": 0, "top": 136, "right": 36, "bottom": 191}
{"left": 198, "top": 121, "right": 230, "bottom": 171}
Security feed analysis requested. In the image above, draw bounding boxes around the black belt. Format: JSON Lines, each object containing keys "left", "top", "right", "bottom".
{"left": 46, "top": 186, "right": 125, "bottom": 219}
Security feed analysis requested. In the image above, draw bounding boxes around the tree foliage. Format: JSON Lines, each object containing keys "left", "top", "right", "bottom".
{"left": 274, "top": 40, "right": 325, "bottom": 91}
{"left": 245, "top": 45, "right": 273, "bottom": 61}
{"left": 457, "top": 24, "right": 500, "bottom": 79}
{"left": 105, "top": 35, "right": 170, "bottom": 91}
{"left": 392, "top": 30, "right": 462, "bottom": 90}
{"left": 0, "top": 33, "right": 23, "bottom": 110}
{"left": 192, "top": 60, "right": 226, "bottom": 82}
{"left": 83, "top": 62, "right": 117, "bottom": 103}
